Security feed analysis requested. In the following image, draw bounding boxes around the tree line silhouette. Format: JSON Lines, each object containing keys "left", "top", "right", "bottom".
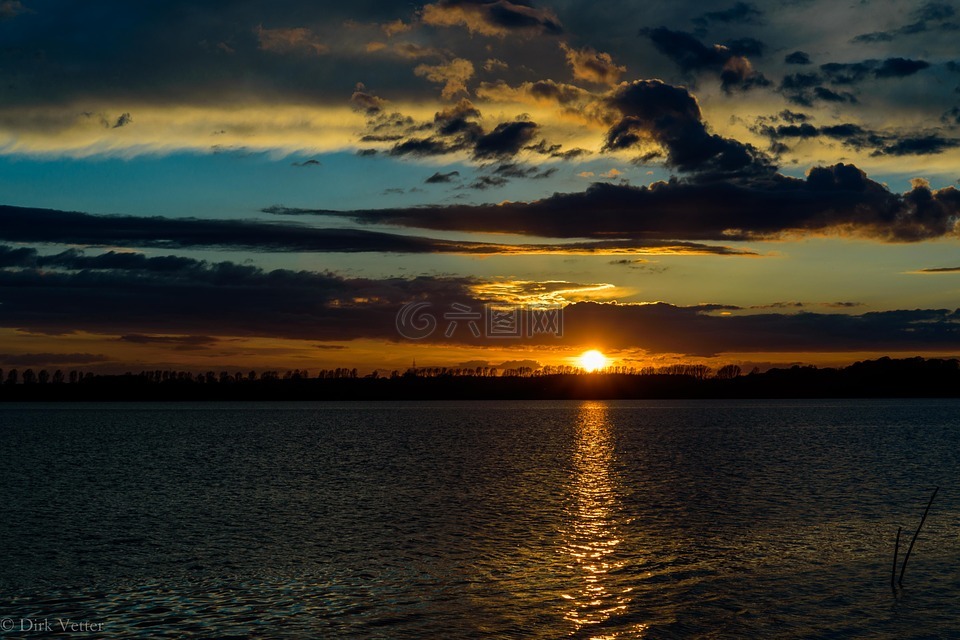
{"left": 1, "top": 357, "right": 958, "bottom": 401}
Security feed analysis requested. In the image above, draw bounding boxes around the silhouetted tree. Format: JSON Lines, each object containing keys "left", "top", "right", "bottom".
{"left": 22, "top": 369, "right": 36, "bottom": 384}
{"left": 52, "top": 370, "right": 64, "bottom": 384}
{"left": 38, "top": 369, "right": 50, "bottom": 384}
{"left": 716, "top": 364, "right": 742, "bottom": 380}
{"left": 5, "top": 369, "right": 16, "bottom": 385}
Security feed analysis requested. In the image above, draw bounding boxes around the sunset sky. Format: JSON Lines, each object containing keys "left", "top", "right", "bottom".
{"left": 2, "top": 0, "right": 960, "bottom": 374}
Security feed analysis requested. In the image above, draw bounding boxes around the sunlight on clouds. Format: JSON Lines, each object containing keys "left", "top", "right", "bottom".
{"left": 0, "top": 104, "right": 378, "bottom": 158}
{"left": 470, "top": 280, "right": 625, "bottom": 304}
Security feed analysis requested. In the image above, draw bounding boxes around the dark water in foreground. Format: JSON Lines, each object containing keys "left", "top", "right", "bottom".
{"left": 2, "top": 400, "right": 960, "bottom": 638}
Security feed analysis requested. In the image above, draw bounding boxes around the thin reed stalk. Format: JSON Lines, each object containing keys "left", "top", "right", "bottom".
{"left": 898, "top": 486, "right": 939, "bottom": 587}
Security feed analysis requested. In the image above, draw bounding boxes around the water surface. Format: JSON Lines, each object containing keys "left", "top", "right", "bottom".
{"left": 1, "top": 400, "right": 959, "bottom": 638}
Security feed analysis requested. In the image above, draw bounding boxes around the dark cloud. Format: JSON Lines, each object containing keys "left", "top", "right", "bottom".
{"left": 0, "top": 244, "right": 37, "bottom": 267}
{"left": 0, "top": 247, "right": 750, "bottom": 345}
{"left": 120, "top": 334, "right": 219, "bottom": 345}
{"left": 874, "top": 57, "right": 931, "bottom": 78}
{"left": 755, "top": 117, "right": 959, "bottom": 157}
{"left": 4, "top": 246, "right": 957, "bottom": 355}
{"left": 915, "top": 2, "right": 956, "bottom": 21}
{"left": 119, "top": 334, "right": 219, "bottom": 351}
{"left": 473, "top": 120, "right": 539, "bottom": 158}
{"left": 780, "top": 75, "right": 857, "bottom": 106}
{"left": 492, "top": 162, "right": 557, "bottom": 179}
{"left": 465, "top": 175, "right": 509, "bottom": 189}
{"left": 112, "top": 112, "right": 133, "bottom": 128}
{"left": 4, "top": 205, "right": 560, "bottom": 254}
{"left": 916, "top": 266, "right": 960, "bottom": 273}
{"left": 692, "top": 2, "right": 764, "bottom": 28}
{"left": 779, "top": 109, "right": 810, "bottom": 123}
{"left": 780, "top": 58, "right": 928, "bottom": 105}
{"left": 724, "top": 37, "right": 765, "bottom": 58}
{"left": 420, "top": 0, "right": 562, "bottom": 37}
{"left": 291, "top": 158, "right": 322, "bottom": 167}
{"left": 819, "top": 58, "right": 930, "bottom": 83}
{"left": 0, "top": 1, "right": 435, "bottom": 109}
{"left": 813, "top": 86, "right": 857, "bottom": 104}
{"left": 425, "top": 170, "right": 461, "bottom": 183}
{"left": 557, "top": 302, "right": 960, "bottom": 355}
{"left": 643, "top": 27, "right": 769, "bottom": 92}
{"left": 852, "top": 2, "right": 959, "bottom": 43}
{"left": 0, "top": 209, "right": 749, "bottom": 256}
{"left": 370, "top": 99, "right": 540, "bottom": 162}
{"left": 0, "top": 252, "right": 476, "bottom": 340}
{"left": 299, "top": 163, "right": 960, "bottom": 242}
{"left": 784, "top": 51, "right": 811, "bottom": 65}
{"left": 604, "top": 80, "right": 773, "bottom": 177}
{"left": 0, "top": 353, "right": 110, "bottom": 366}
{"left": 878, "top": 135, "right": 959, "bottom": 156}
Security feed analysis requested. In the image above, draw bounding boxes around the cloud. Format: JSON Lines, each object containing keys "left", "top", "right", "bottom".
{"left": 754, "top": 115, "right": 960, "bottom": 157}
{"left": 298, "top": 163, "right": 960, "bottom": 242}
{"left": 559, "top": 43, "right": 626, "bottom": 85}
{"left": 414, "top": 58, "right": 475, "bottom": 99}
{"left": 256, "top": 26, "right": 329, "bottom": 55}
{"left": 779, "top": 57, "right": 930, "bottom": 105}
{"left": 392, "top": 42, "right": 446, "bottom": 59}
{"left": 784, "top": 51, "right": 811, "bottom": 65}
{"left": 0, "top": 0, "right": 25, "bottom": 20}
{"left": 0, "top": 253, "right": 476, "bottom": 341}
{"left": 643, "top": 28, "right": 769, "bottom": 92}
{"left": 914, "top": 266, "right": 960, "bottom": 273}
{"left": 112, "top": 113, "right": 133, "bottom": 128}
{"left": 119, "top": 334, "right": 219, "bottom": 350}
{"left": 603, "top": 79, "right": 773, "bottom": 176}
{"left": 692, "top": 2, "right": 764, "bottom": 28}
{"left": 874, "top": 57, "right": 931, "bottom": 78}
{"left": 381, "top": 19, "right": 412, "bottom": 37}
{"left": 0, "top": 210, "right": 750, "bottom": 257}
{"left": 852, "top": 2, "right": 959, "bottom": 43}
{"left": 0, "top": 250, "right": 747, "bottom": 344}
{"left": 420, "top": 0, "right": 562, "bottom": 37}
{"left": 483, "top": 58, "right": 508, "bottom": 72}
{"left": 466, "top": 175, "right": 509, "bottom": 189}
{"left": 474, "top": 120, "right": 539, "bottom": 158}
{"left": 820, "top": 58, "right": 929, "bottom": 84}
{"left": 478, "top": 78, "right": 593, "bottom": 105}
{"left": 6, "top": 244, "right": 955, "bottom": 355}
{"left": 557, "top": 302, "right": 960, "bottom": 355}
{"left": 492, "top": 162, "right": 557, "bottom": 179}
{"left": 0, "top": 353, "right": 110, "bottom": 366}
{"left": 425, "top": 170, "right": 461, "bottom": 183}
{"left": 371, "top": 98, "right": 546, "bottom": 163}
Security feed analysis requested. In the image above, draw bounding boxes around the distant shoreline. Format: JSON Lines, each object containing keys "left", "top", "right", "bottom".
{"left": 2, "top": 357, "right": 959, "bottom": 402}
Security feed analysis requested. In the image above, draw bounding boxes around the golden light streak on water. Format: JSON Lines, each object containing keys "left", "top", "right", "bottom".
{"left": 561, "top": 402, "right": 648, "bottom": 638}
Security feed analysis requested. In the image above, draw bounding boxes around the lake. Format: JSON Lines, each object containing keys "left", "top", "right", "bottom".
{"left": 1, "top": 400, "right": 959, "bottom": 638}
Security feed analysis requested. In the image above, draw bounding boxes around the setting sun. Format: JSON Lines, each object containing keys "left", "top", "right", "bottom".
{"left": 578, "top": 350, "right": 608, "bottom": 372}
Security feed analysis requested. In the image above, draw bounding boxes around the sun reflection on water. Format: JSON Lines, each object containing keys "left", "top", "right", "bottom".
{"left": 561, "top": 402, "right": 647, "bottom": 638}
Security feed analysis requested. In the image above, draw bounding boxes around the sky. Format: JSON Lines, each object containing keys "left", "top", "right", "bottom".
{"left": 2, "top": 0, "right": 960, "bottom": 375}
